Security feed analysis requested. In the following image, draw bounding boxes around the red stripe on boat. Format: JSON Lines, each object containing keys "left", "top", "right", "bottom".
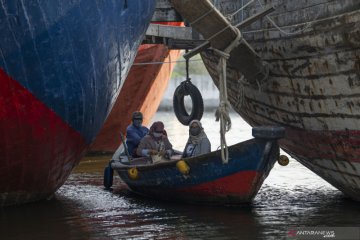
{"left": 281, "top": 128, "right": 360, "bottom": 163}
{"left": 177, "top": 171, "right": 262, "bottom": 197}
{"left": 0, "top": 69, "right": 87, "bottom": 204}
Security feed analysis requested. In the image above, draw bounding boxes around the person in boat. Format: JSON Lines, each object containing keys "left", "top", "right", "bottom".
{"left": 126, "top": 111, "right": 149, "bottom": 157}
{"left": 136, "top": 121, "right": 173, "bottom": 159}
{"left": 182, "top": 119, "right": 211, "bottom": 158}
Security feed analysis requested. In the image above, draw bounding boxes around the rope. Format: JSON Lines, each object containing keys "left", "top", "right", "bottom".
{"left": 190, "top": 5, "right": 216, "bottom": 25}
{"left": 256, "top": 0, "right": 319, "bottom": 36}
{"left": 185, "top": 50, "right": 190, "bottom": 80}
{"left": 226, "top": 0, "right": 255, "bottom": 21}
{"left": 214, "top": 26, "right": 242, "bottom": 164}
{"left": 132, "top": 58, "right": 203, "bottom": 66}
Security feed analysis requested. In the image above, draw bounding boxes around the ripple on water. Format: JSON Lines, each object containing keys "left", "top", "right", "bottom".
{"left": 2, "top": 112, "right": 360, "bottom": 239}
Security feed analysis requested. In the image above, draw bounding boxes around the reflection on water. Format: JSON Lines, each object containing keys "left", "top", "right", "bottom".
{"left": 1, "top": 112, "right": 360, "bottom": 240}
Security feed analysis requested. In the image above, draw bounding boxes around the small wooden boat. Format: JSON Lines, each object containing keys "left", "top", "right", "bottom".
{"left": 106, "top": 126, "right": 285, "bottom": 205}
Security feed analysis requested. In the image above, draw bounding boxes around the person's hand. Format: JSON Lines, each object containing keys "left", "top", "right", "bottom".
{"left": 149, "top": 149, "right": 158, "bottom": 155}
{"left": 159, "top": 149, "right": 166, "bottom": 157}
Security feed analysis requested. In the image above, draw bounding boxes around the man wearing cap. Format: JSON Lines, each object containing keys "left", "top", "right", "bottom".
{"left": 136, "top": 121, "right": 173, "bottom": 159}
{"left": 126, "top": 111, "right": 149, "bottom": 157}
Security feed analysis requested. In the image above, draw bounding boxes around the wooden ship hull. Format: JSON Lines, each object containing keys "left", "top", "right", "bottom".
{"left": 111, "top": 127, "right": 283, "bottom": 205}
{"left": 89, "top": 23, "right": 182, "bottom": 154}
{"left": 200, "top": 0, "right": 360, "bottom": 200}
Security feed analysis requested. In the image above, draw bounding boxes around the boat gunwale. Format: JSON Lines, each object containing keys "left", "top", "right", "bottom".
{"left": 111, "top": 138, "right": 268, "bottom": 171}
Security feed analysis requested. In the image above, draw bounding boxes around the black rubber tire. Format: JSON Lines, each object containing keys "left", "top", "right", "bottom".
{"left": 173, "top": 81, "right": 204, "bottom": 125}
{"left": 103, "top": 165, "right": 113, "bottom": 189}
{"left": 252, "top": 126, "right": 285, "bottom": 139}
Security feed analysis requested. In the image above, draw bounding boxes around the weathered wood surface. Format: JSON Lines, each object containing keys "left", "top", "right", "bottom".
{"left": 146, "top": 24, "right": 194, "bottom": 40}
{"left": 170, "top": 0, "right": 267, "bottom": 83}
{"left": 203, "top": 0, "right": 360, "bottom": 129}
{"left": 183, "top": 6, "right": 275, "bottom": 59}
{"left": 152, "top": 0, "right": 182, "bottom": 22}
{"left": 201, "top": 0, "right": 360, "bottom": 200}
{"left": 171, "top": 0, "right": 238, "bottom": 49}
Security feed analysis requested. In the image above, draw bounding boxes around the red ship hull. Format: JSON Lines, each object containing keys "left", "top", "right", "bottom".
{"left": 0, "top": 1, "right": 155, "bottom": 206}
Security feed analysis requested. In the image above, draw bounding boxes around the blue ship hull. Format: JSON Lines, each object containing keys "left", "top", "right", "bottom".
{"left": 0, "top": 0, "right": 155, "bottom": 206}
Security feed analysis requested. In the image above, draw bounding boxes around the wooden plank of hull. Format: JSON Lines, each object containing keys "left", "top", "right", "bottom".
{"left": 201, "top": 0, "right": 360, "bottom": 200}
{"left": 282, "top": 129, "right": 360, "bottom": 200}
{"left": 218, "top": 0, "right": 360, "bottom": 29}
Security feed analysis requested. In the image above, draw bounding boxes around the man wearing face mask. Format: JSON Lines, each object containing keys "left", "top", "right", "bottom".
{"left": 182, "top": 119, "right": 211, "bottom": 158}
{"left": 136, "top": 121, "right": 173, "bottom": 159}
{"left": 126, "top": 111, "right": 149, "bottom": 157}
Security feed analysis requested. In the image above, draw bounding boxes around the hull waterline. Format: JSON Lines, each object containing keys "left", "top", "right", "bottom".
{"left": 0, "top": 0, "right": 155, "bottom": 206}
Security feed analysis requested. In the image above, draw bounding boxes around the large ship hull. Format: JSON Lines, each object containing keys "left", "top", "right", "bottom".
{"left": 0, "top": 0, "right": 155, "bottom": 206}
{"left": 89, "top": 23, "right": 182, "bottom": 154}
{"left": 201, "top": 0, "right": 360, "bottom": 200}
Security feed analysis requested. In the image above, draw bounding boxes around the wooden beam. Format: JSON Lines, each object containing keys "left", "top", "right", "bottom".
{"left": 183, "top": 6, "right": 274, "bottom": 60}
{"left": 170, "top": 0, "right": 269, "bottom": 83}
{"left": 146, "top": 24, "right": 194, "bottom": 40}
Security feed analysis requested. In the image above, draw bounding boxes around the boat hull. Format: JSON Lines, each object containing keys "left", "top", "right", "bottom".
{"left": 0, "top": 0, "right": 155, "bottom": 206}
{"left": 201, "top": 0, "right": 360, "bottom": 200}
{"left": 90, "top": 23, "right": 182, "bottom": 153}
{"left": 113, "top": 137, "right": 280, "bottom": 205}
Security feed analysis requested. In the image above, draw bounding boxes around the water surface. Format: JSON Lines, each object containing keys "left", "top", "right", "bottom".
{"left": 1, "top": 111, "right": 359, "bottom": 240}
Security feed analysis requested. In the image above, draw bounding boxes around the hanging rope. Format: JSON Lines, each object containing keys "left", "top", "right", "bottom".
{"left": 214, "top": 27, "right": 242, "bottom": 164}
{"left": 256, "top": 0, "right": 320, "bottom": 36}
{"left": 185, "top": 50, "right": 190, "bottom": 81}
{"left": 226, "top": 0, "right": 255, "bottom": 21}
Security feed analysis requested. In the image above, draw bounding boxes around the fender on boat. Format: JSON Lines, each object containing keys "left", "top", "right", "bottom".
{"left": 173, "top": 81, "right": 204, "bottom": 125}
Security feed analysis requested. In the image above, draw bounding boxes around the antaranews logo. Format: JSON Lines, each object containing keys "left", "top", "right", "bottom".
{"left": 287, "top": 229, "right": 335, "bottom": 239}
{"left": 296, "top": 230, "right": 335, "bottom": 238}
{"left": 287, "top": 227, "right": 359, "bottom": 240}
{"left": 287, "top": 229, "right": 297, "bottom": 238}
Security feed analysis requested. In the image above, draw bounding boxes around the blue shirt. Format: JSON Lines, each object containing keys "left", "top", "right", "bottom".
{"left": 126, "top": 124, "right": 149, "bottom": 156}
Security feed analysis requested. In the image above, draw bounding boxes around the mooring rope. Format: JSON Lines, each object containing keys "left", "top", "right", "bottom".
{"left": 256, "top": 0, "right": 319, "bottom": 36}
{"left": 214, "top": 26, "right": 242, "bottom": 164}
{"left": 226, "top": 0, "right": 255, "bottom": 21}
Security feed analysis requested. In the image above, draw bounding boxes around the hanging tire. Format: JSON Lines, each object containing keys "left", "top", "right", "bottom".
{"left": 103, "top": 164, "right": 113, "bottom": 189}
{"left": 173, "top": 81, "right": 204, "bottom": 125}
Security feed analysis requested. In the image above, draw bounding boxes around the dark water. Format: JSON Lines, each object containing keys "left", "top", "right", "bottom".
{"left": 1, "top": 112, "right": 360, "bottom": 240}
